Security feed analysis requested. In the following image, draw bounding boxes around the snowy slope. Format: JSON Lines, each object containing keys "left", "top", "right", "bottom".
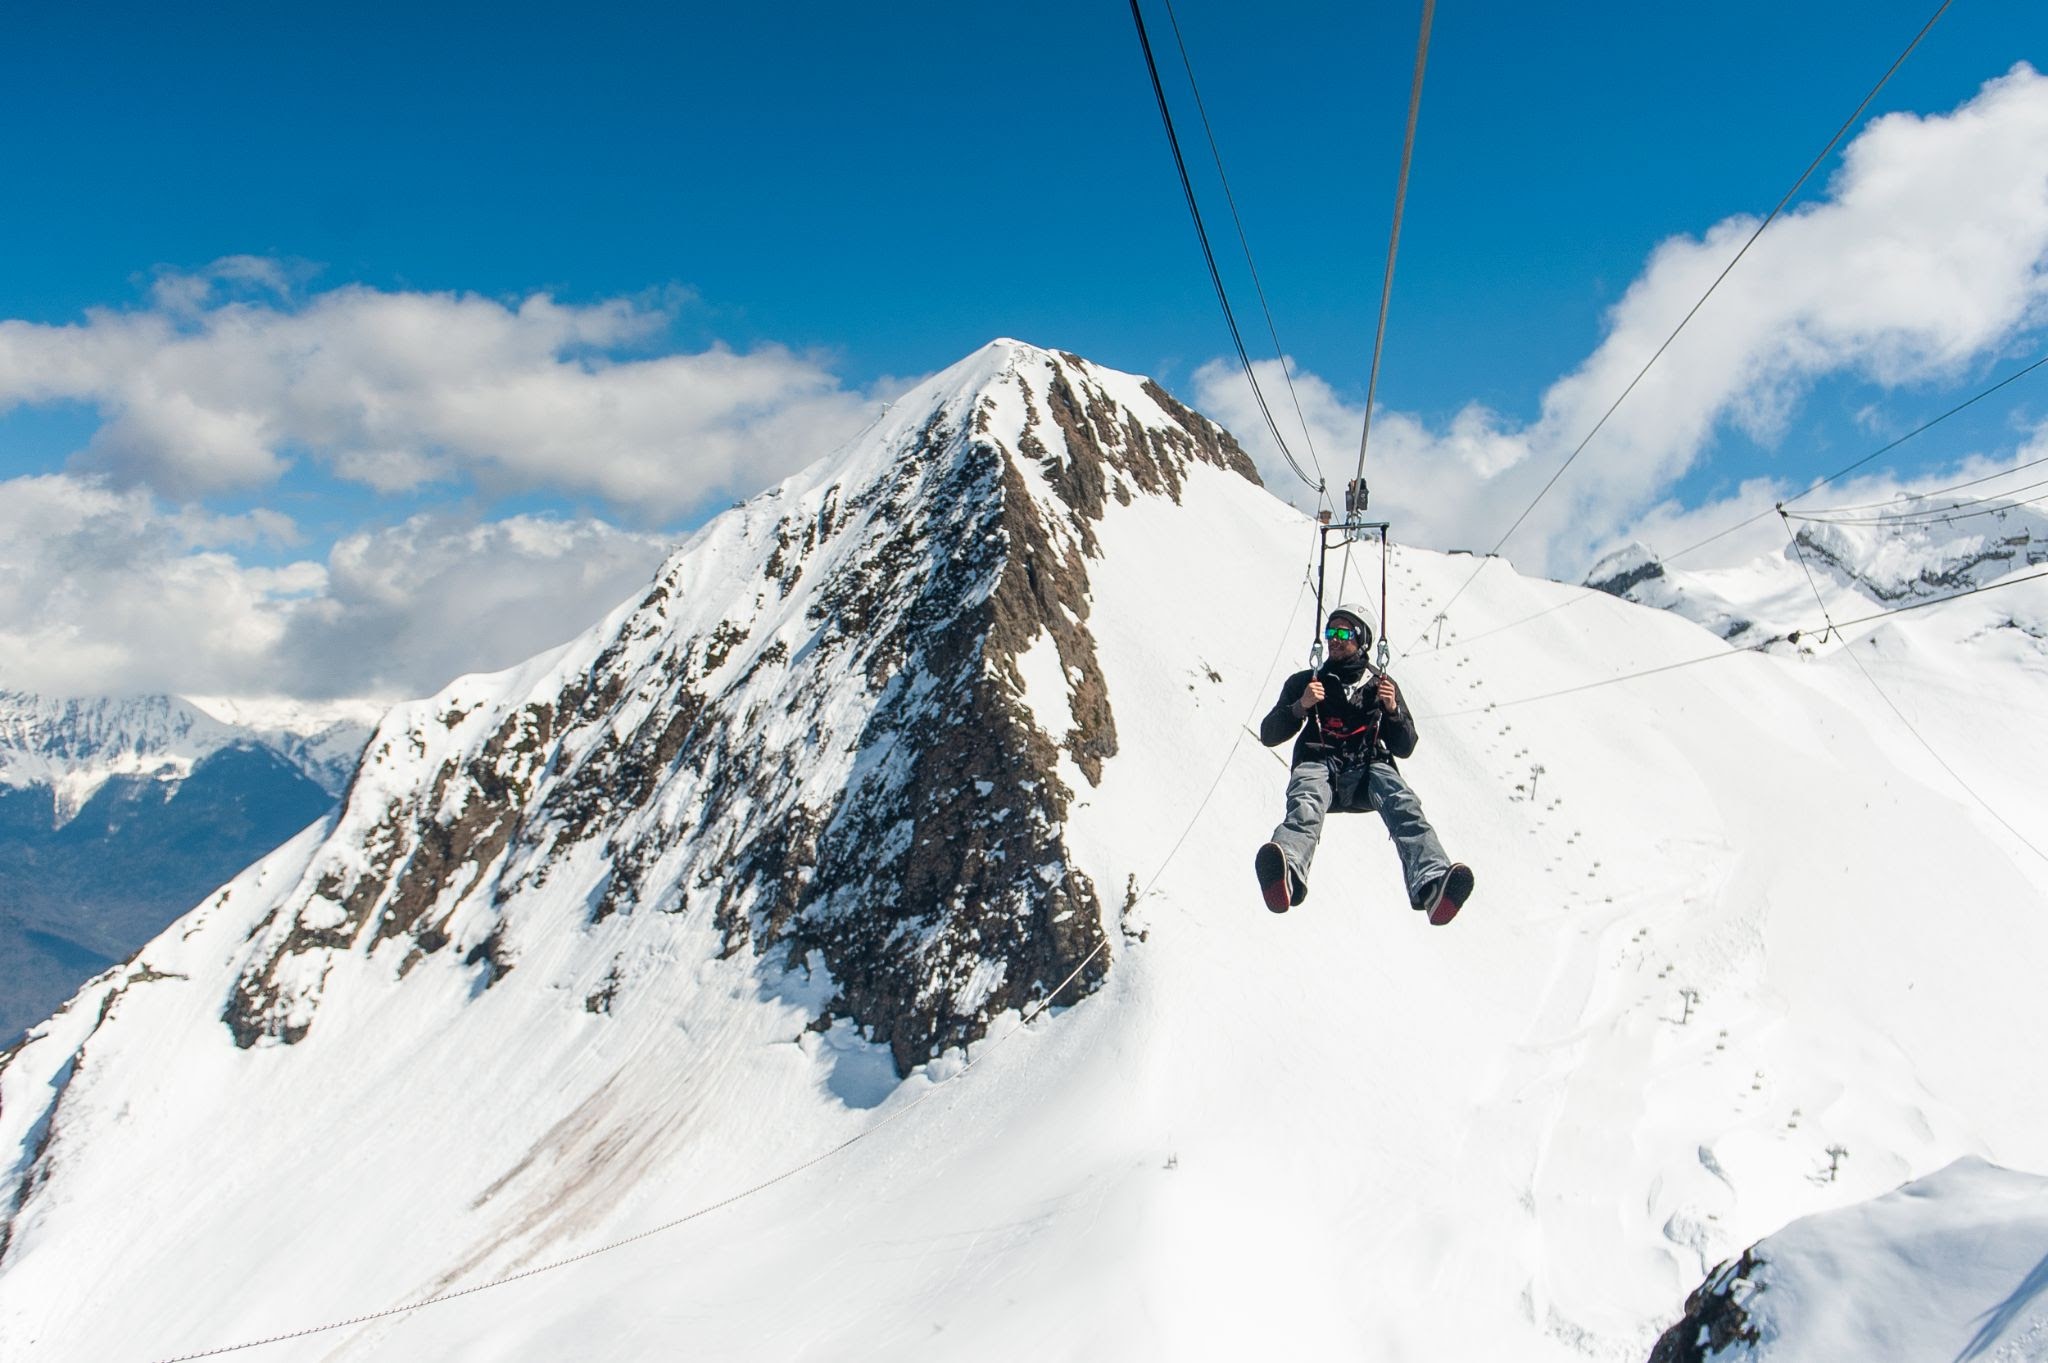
{"left": 1648, "top": 1157, "right": 2048, "bottom": 1362}
{"left": 4, "top": 341, "right": 2048, "bottom": 1362}
{"left": 1587, "top": 500, "right": 2048, "bottom": 647}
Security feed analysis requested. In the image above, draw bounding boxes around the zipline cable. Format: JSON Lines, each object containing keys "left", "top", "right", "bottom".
{"left": 1130, "top": 0, "right": 1321, "bottom": 491}
{"left": 1160, "top": 0, "right": 1329, "bottom": 495}
{"left": 1419, "top": 0, "right": 1956, "bottom": 639}
{"left": 1338, "top": 0, "right": 1434, "bottom": 650}
{"left": 1782, "top": 505, "right": 1844, "bottom": 642}
{"left": 1352, "top": 0, "right": 1435, "bottom": 495}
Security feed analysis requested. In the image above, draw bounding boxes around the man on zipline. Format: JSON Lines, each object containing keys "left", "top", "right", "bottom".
{"left": 1255, "top": 603, "right": 1474, "bottom": 925}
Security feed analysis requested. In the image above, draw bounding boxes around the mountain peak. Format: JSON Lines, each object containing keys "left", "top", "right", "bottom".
{"left": 198, "top": 342, "right": 1259, "bottom": 1073}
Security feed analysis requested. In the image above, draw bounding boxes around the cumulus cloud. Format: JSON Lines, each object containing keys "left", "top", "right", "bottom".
{"left": 1199, "top": 63, "right": 2048, "bottom": 577}
{"left": 0, "top": 474, "right": 673, "bottom": 700}
{"left": 0, "top": 265, "right": 880, "bottom": 519}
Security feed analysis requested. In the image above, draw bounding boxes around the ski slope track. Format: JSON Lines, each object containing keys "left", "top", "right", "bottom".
{"left": 4, "top": 341, "right": 2047, "bottom": 1360}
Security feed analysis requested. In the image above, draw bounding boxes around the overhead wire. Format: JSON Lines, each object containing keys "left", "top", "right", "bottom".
{"left": 1418, "top": 563, "right": 2048, "bottom": 719}
{"left": 1832, "top": 629, "right": 2048, "bottom": 865}
{"left": 1785, "top": 482, "right": 2048, "bottom": 527}
{"left": 1129, "top": 0, "right": 1321, "bottom": 492}
{"left": 1781, "top": 505, "right": 1845, "bottom": 642}
{"left": 1398, "top": 354, "right": 2048, "bottom": 665}
{"left": 1792, "top": 448, "right": 2048, "bottom": 516}
{"left": 1417, "top": 0, "right": 1957, "bottom": 641}
{"left": 1333, "top": 0, "right": 1435, "bottom": 657}
{"left": 1778, "top": 512, "right": 2048, "bottom": 865}
{"left": 1658, "top": 349, "right": 2048, "bottom": 563}
{"left": 1159, "top": 0, "right": 1329, "bottom": 496}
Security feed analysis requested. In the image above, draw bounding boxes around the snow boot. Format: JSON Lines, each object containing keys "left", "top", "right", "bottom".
{"left": 1416, "top": 864, "right": 1475, "bottom": 927}
{"left": 1255, "top": 842, "right": 1294, "bottom": 914}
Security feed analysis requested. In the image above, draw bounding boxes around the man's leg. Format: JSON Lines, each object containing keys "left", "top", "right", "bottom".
{"left": 1363, "top": 762, "right": 1452, "bottom": 908}
{"left": 1265, "top": 760, "right": 1335, "bottom": 903}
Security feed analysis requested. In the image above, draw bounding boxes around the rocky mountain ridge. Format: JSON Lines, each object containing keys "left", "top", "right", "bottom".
{"left": 1585, "top": 501, "right": 2048, "bottom": 645}
{"left": 0, "top": 691, "right": 369, "bottom": 821}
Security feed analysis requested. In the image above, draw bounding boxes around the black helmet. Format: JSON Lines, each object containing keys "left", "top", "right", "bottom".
{"left": 1327, "top": 603, "right": 1375, "bottom": 649}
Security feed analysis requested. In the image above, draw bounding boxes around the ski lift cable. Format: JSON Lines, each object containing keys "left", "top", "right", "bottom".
{"left": 1660, "top": 349, "right": 2048, "bottom": 562}
{"left": 1781, "top": 507, "right": 1845, "bottom": 643}
{"left": 1785, "top": 482, "right": 2048, "bottom": 527}
{"left": 1836, "top": 627, "right": 2048, "bottom": 864}
{"left": 1416, "top": 565, "right": 2048, "bottom": 719}
{"left": 1399, "top": 355, "right": 2048, "bottom": 665}
{"left": 1159, "top": 0, "right": 1330, "bottom": 496}
{"left": 1784, "top": 443, "right": 2048, "bottom": 517}
{"left": 1129, "top": 0, "right": 1322, "bottom": 493}
{"left": 1418, "top": 0, "right": 1956, "bottom": 641}
{"left": 1779, "top": 513, "right": 2048, "bottom": 865}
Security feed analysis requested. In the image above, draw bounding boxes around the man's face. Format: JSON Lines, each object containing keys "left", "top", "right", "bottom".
{"left": 1325, "top": 617, "right": 1364, "bottom": 657}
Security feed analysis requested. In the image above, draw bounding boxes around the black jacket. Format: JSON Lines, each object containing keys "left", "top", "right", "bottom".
{"left": 1260, "top": 659, "right": 1419, "bottom": 768}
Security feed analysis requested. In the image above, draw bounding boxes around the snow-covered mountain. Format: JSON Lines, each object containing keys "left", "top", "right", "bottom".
{"left": 1648, "top": 1157, "right": 2048, "bottom": 1362}
{"left": 3, "top": 340, "right": 2047, "bottom": 1361}
{"left": 0, "top": 691, "right": 371, "bottom": 819}
{"left": 1586, "top": 501, "right": 2048, "bottom": 647}
{"left": 0, "top": 693, "right": 378, "bottom": 1044}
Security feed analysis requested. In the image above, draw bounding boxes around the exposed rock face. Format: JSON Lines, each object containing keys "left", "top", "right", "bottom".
{"left": 1585, "top": 543, "right": 1668, "bottom": 600}
{"left": 1584, "top": 543, "right": 1757, "bottom": 643}
{"left": 1791, "top": 514, "right": 2048, "bottom": 603}
{"left": 1646, "top": 1249, "right": 1763, "bottom": 1363}
{"left": 218, "top": 342, "right": 1261, "bottom": 1074}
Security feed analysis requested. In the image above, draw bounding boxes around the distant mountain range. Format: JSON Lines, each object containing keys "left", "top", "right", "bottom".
{"left": 0, "top": 692, "right": 378, "bottom": 1043}
{"left": 1585, "top": 505, "right": 2048, "bottom": 645}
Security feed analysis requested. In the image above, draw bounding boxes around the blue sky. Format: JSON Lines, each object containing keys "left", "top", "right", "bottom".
{"left": 2, "top": 0, "right": 2046, "bottom": 701}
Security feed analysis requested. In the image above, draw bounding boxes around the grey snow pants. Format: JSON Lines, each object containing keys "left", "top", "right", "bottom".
{"left": 1268, "top": 757, "right": 1450, "bottom": 909}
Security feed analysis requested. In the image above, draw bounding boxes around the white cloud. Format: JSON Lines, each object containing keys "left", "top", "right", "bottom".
{"left": 0, "top": 474, "right": 673, "bottom": 701}
{"left": 0, "top": 266, "right": 880, "bottom": 519}
{"left": 1199, "top": 63, "right": 2048, "bottom": 578}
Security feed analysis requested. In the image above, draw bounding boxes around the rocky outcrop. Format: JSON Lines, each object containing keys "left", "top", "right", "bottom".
{"left": 1585, "top": 543, "right": 1668, "bottom": 600}
{"left": 1647, "top": 1249, "right": 1764, "bottom": 1362}
{"left": 1793, "top": 517, "right": 2048, "bottom": 603}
